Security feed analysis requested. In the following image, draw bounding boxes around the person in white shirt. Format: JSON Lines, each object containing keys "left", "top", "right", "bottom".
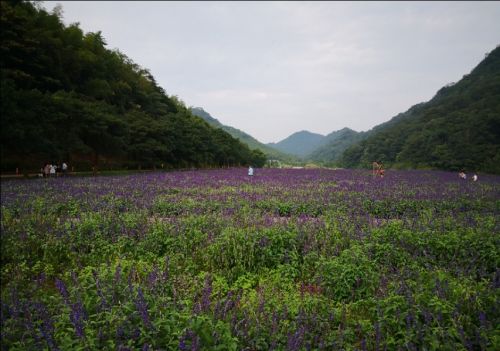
{"left": 472, "top": 174, "right": 478, "bottom": 182}
{"left": 49, "top": 164, "right": 56, "bottom": 177}
{"left": 248, "top": 166, "right": 254, "bottom": 176}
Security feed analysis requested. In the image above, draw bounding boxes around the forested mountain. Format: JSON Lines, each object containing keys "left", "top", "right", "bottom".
{"left": 308, "top": 128, "right": 364, "bottom": 164}
{"left": 189, "top": 107, "right": 223, "bottom": 127}
{"left": 189, "top": 107, "right": 294, "bottom": 161}
{"left": 339, "top": 45, "right": 500, "bottom": 174}
{"left": 268, "top": 131, "right": 326, "bottom": 157}
{"left": 0, "top": 1, "right": 266, "bottom": 172}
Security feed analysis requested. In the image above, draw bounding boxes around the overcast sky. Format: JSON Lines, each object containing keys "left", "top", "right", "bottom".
{"left": 45, "top": 1, "right": 500, "bottom": 143}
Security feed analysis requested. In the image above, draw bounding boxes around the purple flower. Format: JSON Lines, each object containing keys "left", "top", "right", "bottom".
{"left": 478, "top": 311, "right": 487, "bottom": 328}
{"left": 114, "top": 264, "right": 122, "bottom": 284}
{"left": 55, "top": 278, "right": 70, "bottom": 305}
{"left": 135, "top": 287, "right": 153, "bottom": 330}
{"left": 33, "top": 302, "right": 59, "bottom": 350}
{"left": 69, "top": 301, "right": 86, "bottom": 339}
{"left": 200, "top": 275, "right": 212, "bottom": 313}
{"left": 93, "top": 269, "right": 109, "bottom": 311}
{"left": 55, "top": 278, "right": 87, "bottom": 339}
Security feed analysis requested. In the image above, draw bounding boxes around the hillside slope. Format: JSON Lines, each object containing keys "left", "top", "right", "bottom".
{"left": 190, "top": 107, "right": 295, "bottom": 161}
{"left": 339, "top": 46, "right": 500, "bottom": 174}
{"left": 308, "top": 128, "right": 364, "bottom": 163}
{"left": 0, "top": 1, "right": 266, "bottom": 171}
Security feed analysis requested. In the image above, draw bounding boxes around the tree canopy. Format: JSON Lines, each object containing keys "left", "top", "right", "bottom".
{"left": 0, "top": 1, "right": 266, "bottom": 172}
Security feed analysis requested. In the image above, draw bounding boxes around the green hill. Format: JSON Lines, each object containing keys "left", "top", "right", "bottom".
{"left": 307, "top": 128, "right": 364, "bottom": 164}
{"left": 0, "top": 1, "right": 266, "bottom": 172}
{"left": 190, "top": 107, "right": 295, "bottom": 162}
{"left": 268, "top": 130, "right": 326, "bottom": 158}
{"left": 339, "top": 45, "right": 500, "bottom": 174}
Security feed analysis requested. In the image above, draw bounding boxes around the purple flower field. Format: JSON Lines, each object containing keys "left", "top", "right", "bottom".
{"left": 1, "top": 168, "right": 499, "bottom": 350}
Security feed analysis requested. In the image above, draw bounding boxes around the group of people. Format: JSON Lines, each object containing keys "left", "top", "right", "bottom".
{"left": 40, "top": 162, "right": 68, "bottom": 178}
{"left": 372, "top": 162, "right": 479, "bottom": 182}
{"left": 459, "top": 171, "right": 478, "bottom": 182}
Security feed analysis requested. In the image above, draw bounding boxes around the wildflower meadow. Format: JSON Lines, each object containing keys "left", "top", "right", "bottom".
{"left": 1, "top": 168, "right": 499, "bottom": 350}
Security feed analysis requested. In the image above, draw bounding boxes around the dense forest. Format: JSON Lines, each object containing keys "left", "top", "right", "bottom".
{"left": 338, "top": 45, "right": 500, "bottom": 174}
{"left": 0, "top": 1, "right": 266, "bottom": 173}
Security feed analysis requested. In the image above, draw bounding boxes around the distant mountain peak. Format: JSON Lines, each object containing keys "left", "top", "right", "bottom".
{"left": 189, "top": 107, "right": 294, "bottom": 161}
{"left": 291, "top": 130, "right": 324, "bottom": 137}
{"left": 267, "top": 130, "right": 326, "bottom": 158}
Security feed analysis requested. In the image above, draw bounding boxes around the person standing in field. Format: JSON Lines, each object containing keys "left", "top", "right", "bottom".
{"left": 248, "top": 166, "right": 254, "bottom": 176}
{"left": 378, "top": 162, "right": 385, "bottom": 178}
{"left": 372, "top": 161, "right": 384, "bottom": 177}
{"left": 472, "top": 174, "right": 478, "bottom": 182}
{"left": 372, "top": 161, "right": 383, "bottom": 177}
{"left": 44, "top": 163, "right": 50, "bottom": 178}
{"left": 62, "top": 162, "right": 68, "bottom": 176}
{"left": 49, "top": 164, "right": 56, "bottom": 177}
